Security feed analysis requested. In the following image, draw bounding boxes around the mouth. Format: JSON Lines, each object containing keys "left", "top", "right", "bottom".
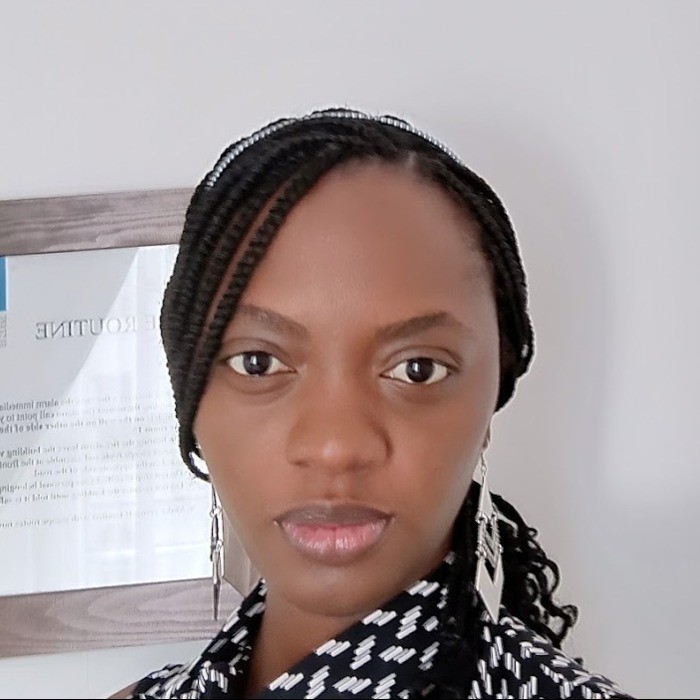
{"left": 274, "top": 503, "right": 393, "bottom": 564}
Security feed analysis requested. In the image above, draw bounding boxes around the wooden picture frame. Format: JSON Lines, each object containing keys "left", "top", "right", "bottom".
{"left": 0, "top": 188, "right": 240, "bottom": 658}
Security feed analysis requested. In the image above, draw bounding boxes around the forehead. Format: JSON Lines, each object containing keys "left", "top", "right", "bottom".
{"left": 235, "top": 162, "right": 494, "bottom": 328}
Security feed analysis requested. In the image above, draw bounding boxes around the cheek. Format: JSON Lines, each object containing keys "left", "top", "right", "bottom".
{"left": 390, "top": 409, "right": 482, "bottom": 515}
{"left": 387, "top": 370, "right": 497, "bottom": 522}
{"left": 193, "top": 388, "right": 287, "bottom": 528}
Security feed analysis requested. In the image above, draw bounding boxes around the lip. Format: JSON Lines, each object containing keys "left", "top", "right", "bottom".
{"left": 275, "top": 503, "right": 392, "bottom": 564}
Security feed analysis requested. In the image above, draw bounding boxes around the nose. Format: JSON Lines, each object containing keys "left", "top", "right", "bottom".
{"left": 285, "top": 375, "right": 390, "bottom": 476}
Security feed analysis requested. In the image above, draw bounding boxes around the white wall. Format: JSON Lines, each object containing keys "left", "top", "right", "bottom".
{"left": 1, "top": 2, "right": 698, "bottom": 697}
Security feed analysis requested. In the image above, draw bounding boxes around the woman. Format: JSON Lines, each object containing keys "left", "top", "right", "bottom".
{"left": 111, "top": 108, "right": 632, "bottom": 699}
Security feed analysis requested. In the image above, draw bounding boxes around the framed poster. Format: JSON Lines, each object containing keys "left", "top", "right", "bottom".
{"left": 0, "top": 189, "right": 241, "bottom": 657}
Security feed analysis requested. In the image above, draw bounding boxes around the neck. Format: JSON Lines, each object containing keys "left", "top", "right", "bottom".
{"left": 242, "top": 547, "right": 454, "bottom": 698}
{"left": 244, "top": 590, "right": 365, "bottom": 698}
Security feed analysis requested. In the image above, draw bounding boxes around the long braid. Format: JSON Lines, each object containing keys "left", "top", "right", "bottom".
{"left": 163, "top": 133, "right": 401, "bottom": 476}
{"left": 421, "top": 160, "right": 535, "bottom": 395}
{"left": 424, "top": 497, "right": 481, "bottom": 697}
{"left": 168, "top": 140, "right": 336, "bottom": 403}
{"left": 177, "top": 150, "right": 349, "bottom": 471}
{"left": 174, "top": 140, "right": 398, "bottom": 476}
{"left": 159, "top": 108, "right": 578, "bottom": 695}
{"left": 419, "top": 485, "right": 578, "bottom": 698}
{"left": 166, "top": 136, "right": 349, "bottom": 385}
{"left": 492, "top": 492, "right": 578, "bottom": 646}
{"left": 165, "top": 122, "right": 402, "bottom": 374}
{"left": 165, "top": 131, "right": 344, "bottom": 363}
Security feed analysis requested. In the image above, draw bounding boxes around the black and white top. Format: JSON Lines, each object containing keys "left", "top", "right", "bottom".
{"left": 128, "top": 554, "right": 631, "bottom": 699}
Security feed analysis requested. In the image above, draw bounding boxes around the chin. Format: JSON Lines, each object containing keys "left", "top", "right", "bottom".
{"left": 267, "top": 551, "right": 414, "bottom": 619}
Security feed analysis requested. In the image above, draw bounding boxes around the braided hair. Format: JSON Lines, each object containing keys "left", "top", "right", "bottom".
{"left": 159, "top": 108, "right": 578, "bottom": 697}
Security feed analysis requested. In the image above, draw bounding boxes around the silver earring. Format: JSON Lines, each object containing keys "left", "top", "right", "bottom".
{"left": 474, "top": 453, "right": 504, "bottom": 622}
{"left": 210, "top": 484, "right": 224, "bottom": 620}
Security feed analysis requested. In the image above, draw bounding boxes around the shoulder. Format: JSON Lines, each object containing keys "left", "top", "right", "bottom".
{"left": 473, "top": 613, "right": 633, "bottom": 699}
{"left": 108, "top": 663, "right": 190, "bottom": 699}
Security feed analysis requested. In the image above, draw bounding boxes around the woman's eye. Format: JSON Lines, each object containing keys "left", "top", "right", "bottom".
{"left": 225, "top": 351, "right": 291, "bottom": 377}
{"left": 384, "top": 358, "right": 450, "bottom": 385}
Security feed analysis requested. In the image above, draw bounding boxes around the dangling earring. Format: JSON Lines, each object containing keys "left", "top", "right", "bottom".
{"left": 209, "top": 484, "right": 224, "bottom": 620}
{"left": 474, "top": 453, "right": 504, "bottom": 622}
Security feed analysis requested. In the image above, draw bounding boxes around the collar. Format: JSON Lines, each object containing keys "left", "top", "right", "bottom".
{"left": 156, "top": 552, "right": 455, "bottom": 699}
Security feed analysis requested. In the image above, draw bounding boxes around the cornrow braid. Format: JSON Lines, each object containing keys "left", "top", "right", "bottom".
{"left": 159, "top": 108, "right": 577, "bottom": 697}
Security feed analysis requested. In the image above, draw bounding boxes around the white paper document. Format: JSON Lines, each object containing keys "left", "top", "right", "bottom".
{"left": 0, "top": 245, "right": 210, "bottom": 596}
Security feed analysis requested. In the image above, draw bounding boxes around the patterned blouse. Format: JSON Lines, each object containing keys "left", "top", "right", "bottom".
{"left": 127, "top": 553, "right": 632, "bottom": 699}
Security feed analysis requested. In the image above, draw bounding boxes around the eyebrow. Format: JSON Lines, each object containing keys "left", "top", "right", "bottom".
{"left": 374, "top": 311, "right": 472, "bottom": 343}
{"left": 235, "top": 304, "right": 471, "bottom": 343}
{"left": 235, "top": 304, "right": 309, "bottom": 339}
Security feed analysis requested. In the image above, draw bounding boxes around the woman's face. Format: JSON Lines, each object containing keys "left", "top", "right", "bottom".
{"left": 194, "top": 162, "right": 500, "bottom": 619}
